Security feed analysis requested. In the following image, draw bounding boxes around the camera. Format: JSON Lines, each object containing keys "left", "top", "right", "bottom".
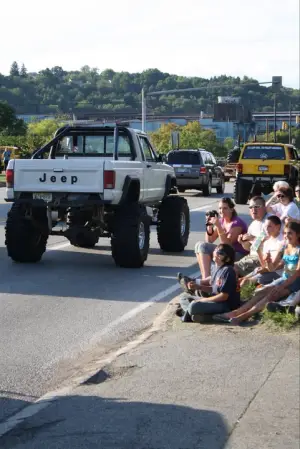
{"left": 205, "top": 210, "right": 219, "bottom": 236}
{"left": 206, "top": 210, "right": 219, "bottom": 219}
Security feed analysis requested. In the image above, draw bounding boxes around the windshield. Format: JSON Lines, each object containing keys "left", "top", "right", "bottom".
{"left": 167, "top": 151, "right": 202, "bottom": 165}
{"left": 242, "top": 145, "right": 286, "bottom": 160}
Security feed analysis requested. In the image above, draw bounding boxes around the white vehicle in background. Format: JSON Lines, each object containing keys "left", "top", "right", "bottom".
{"left": 5, "top": 123, "right": 190, "bottom": 268}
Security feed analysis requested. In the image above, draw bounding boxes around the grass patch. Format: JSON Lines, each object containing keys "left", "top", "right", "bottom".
{"left": 262, "top": 309, "right": 299, "bottom": 331}
{"left": 0, "top": 173, "right": 6, "bottom": 182}
{"left": 240, "top": 282, "right": 257, "bottom": 301}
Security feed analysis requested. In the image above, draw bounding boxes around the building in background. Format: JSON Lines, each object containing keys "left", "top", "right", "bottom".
{"left": 17, "top": 108, "right": 300, "bottom": 143}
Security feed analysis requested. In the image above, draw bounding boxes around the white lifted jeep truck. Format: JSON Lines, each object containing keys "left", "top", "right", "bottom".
{"left": 5, "top": 123, "right": 190, "bottom": 268}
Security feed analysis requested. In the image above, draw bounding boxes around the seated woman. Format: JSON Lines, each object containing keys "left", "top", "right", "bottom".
{"left": 267, "top": 186, "right": 300, "bottom": 223}
{"left": 177, "top": 244, "right": 241, "bottom": 322}
{"left": 213, "top": 222, "right": 300, "bottom": 325}
{"left": 195, "top": 197, "right": 248, "bottom": 278}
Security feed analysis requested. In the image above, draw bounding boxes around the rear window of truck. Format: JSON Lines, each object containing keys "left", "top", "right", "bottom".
{"left": 242, "top": 145, "right": 285, "bottom": 160}
{"left": 167, "top": 151, "right": 202, "bottom": 165}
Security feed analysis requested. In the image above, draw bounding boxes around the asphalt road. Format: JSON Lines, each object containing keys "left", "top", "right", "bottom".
{"left": 0, "top": 183, "right": 250, "bottom": 423}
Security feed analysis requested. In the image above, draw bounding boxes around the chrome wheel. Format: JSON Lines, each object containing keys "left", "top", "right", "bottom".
{"left": 138, "top": 222, "right": 145, "bottom": 249}
{"left": 180, "top": 212, "right": 186, "bottom": 236}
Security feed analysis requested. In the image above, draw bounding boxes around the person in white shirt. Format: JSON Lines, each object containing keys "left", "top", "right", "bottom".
{"left": 234, "top": 196, "right": 270, "bottom": 277}
{"left": 240, "top": 215, "right": 284, "bottom": 286}
{"left": 267, "top": 186, "right": 300, "bottom": 222}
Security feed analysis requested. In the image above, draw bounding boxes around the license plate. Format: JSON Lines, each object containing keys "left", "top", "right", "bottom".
{"left": 177, "top": 169, "right": 187, "bottom": 173}
{"left": 258, "top": 165, "right": 268, "bottom": 171}
{"left": 33, "top": 193, "right": 53, "bottom": 202}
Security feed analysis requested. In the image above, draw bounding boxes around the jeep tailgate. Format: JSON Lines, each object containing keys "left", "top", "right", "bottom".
{"left": 12, "top": 159, "right": 104, "bottom": 193}
{"left": 241, "top": 160, "right": 285, "bottom": 176}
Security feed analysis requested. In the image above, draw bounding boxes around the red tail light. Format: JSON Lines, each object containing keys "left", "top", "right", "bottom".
{"left": 284, "top": 164, "right": 290, "bottom": 176}
{"left": 6, "top": 169, "right": 14, "bottom": 187}
{"left": 104, "top": 170, "right": 115, "bottom": 189}
{"left": 200, "top": 167, "right": 207, "bottom": 174}
{"left": 236, "top": 163, "right": 243, "bottom": 174}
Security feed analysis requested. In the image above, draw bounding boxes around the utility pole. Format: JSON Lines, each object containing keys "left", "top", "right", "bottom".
{"left": 274, "top": 93, "right": 277, "bottom": 143}
{"left": 141, "top": 88, "right": 146, "bottom": 132}
{"left": 289, "top": 101, "right": 292, "bottom": 144}
{"left": 271, "top": 76, "right": 282, "bottom": 144}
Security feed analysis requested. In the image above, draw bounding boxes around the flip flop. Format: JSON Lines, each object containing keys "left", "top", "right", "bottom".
{"left": 212, "top": 314, "right": 232, "bottom": 323}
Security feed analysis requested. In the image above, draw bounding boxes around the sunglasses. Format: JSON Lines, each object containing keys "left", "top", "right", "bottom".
{"left": 277, "top": 194, "right": 285, "bottom": 199}
{"left": 296, "top": 190, "right": 300, "bottom": 193}
{"left": 215, "top": 249, "right": 227, "bottom": 256}
{"left": 249, "top": 205, "right": 262, "bottom": 210}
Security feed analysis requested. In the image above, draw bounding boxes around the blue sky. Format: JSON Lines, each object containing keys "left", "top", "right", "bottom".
{"left": 2, "top": 0, "right": 299, "bottom": 88}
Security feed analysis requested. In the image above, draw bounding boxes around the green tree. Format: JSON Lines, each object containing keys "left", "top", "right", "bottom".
{"left": 20, "top": 63, "right": 27, "bottom": 77}
{"left": 0, "top": 101, "right": 27, "bottom": 135}
{"left": 223, "top": 137, "right": 235, "bottom": 150}
{"left": 10, "top": 61, "right": 20, "bottom": 76}
{"left": 27, "top": 118, "right": 64, "bottom": 140}
{"left": 150, "top": 121, "right": 225, "bottom": 156}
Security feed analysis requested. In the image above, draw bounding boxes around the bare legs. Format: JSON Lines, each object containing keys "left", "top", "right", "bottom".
{"left": 229, "top": 288, "right": 290, "bottom": 324}
{"left": 218, "top": 285, "right": 290, "bottom": 324}
{"left": 196, "top": 253, "right": 211, "bottom": 278}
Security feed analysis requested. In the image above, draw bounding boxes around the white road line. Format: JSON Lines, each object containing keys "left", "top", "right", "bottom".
{"left": 0, "top": 199, "right": 216, "bottom": 436}
{"left": 47, "top": 242, "right": 70, "bottom": 251}
{"left": 0, "top": 268, "right": 200, "bottom": 438}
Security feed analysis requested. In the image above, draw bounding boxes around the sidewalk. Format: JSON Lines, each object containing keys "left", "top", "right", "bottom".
{"left": 1, "top": 301, "right": 299, "bottom": 449}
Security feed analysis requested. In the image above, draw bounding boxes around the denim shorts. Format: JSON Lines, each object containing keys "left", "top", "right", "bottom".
{"left": 195, "top": 241, "right": 244, "bottom": 261}
{"left": 249, "top": 269, "right": 280, "bottom": 285}
{"left": 267, "top": 276, "right": 300, "bottom": 294}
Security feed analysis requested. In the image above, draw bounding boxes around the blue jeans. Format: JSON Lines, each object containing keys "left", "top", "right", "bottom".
{"left": 179, "top": 293, "right": 231, "bottom": 321}
{"left": 267, "top": 276, "right": 300, "bottom": 294}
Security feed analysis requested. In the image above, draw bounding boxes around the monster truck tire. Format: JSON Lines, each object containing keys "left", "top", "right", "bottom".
{"left": 157, "top": 196, "right": 190, "bottom": 252}
{"left": 227, "top": 148, "right": 241, "bottom": 164}
{"left": 66, "top": 209, "right": 98, "bottom": 248}
{"left": 233, "top": 178, "right": 250, "bottom": 205}
{"left": 5, "top": 204, "right": 49, "bottom": 263}
{"left": 111, "top": 204, "right": 150, "bottom": 268}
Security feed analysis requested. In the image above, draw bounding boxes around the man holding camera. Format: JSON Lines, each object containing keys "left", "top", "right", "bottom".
{"left": 234, "top": 196, "right": 270, "bottom": 277}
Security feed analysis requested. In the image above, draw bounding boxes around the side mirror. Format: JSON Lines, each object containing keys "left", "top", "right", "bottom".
{"left": 157, "top": 154, "right": 166, "bottom": 163}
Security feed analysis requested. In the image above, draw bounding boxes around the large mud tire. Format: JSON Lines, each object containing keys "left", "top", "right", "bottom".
{"left": 111, "top": 204, "right": 150, "bottom": 268}
{"left": 5, "top": 204, "right": 49, "bottom": 263}
{"left": 233, "top": 178, "right": 250, "bottom": 205}
{"left": 157, "top": 196, "right": 190, "bottom": 252}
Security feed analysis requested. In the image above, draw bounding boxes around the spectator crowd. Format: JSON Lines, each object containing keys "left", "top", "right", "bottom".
{"left": 176, "top": 181, "right": 300, "bottom": 324}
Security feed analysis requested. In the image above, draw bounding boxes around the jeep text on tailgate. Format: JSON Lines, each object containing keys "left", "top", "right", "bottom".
{"left": 5, "top": 123, "right": 190, "bottom": 267}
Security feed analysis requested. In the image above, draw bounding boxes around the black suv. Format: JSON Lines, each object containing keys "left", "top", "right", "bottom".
{"left": 166, "top": 149, "right": 225, "bottom": 196}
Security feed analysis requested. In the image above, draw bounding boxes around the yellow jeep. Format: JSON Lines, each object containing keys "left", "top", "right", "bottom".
{"left": 233, "top": 142, "right": 299, "bottom": 204}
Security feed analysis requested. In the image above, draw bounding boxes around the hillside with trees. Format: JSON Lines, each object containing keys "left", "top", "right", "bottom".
{"left": 0, "top": 62, "right": 299, "bottom": 116}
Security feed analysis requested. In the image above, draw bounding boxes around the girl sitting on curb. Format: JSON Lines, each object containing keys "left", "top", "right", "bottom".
{"left": 176, "top": 244, "right": 241, "bottom": 322}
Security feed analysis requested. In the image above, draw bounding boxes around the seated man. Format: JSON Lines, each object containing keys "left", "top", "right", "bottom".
{"left": 240, "top": 215, "right": 284, "bottom": 286}
{"left": 176, "top": 244, "right": 241, "bottom": 322}
{"left": 234, "top": 196, "right": 270, "bottom": 278}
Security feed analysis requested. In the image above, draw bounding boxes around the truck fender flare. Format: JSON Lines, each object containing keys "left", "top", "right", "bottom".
{"left": 120, "top": 176, "right": 141, "bottom": 204}
{"left": 164, "top": 175, "right": 176, "bottom": 198}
